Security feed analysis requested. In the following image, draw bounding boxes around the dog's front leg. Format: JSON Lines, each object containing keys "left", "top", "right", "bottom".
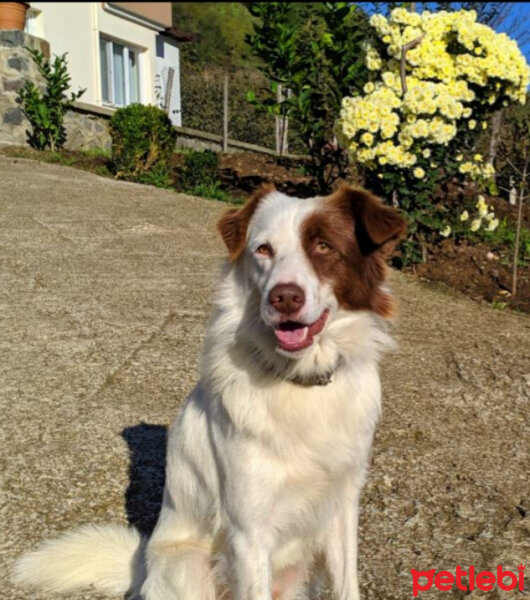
{"left": 229, "top": 530, "right": 272, "bottom": 600}
{"left": 323, "top": 480, "right": 362, "bottom": 600}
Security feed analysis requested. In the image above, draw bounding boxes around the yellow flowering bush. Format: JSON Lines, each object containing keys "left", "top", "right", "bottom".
{"left": 335, "top": 7, "right": 530, "bottom": 263}
{"left": 337, "top": 8, "right": 528, "bottom": 175}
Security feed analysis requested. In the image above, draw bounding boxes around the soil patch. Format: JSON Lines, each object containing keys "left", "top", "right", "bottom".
{"left": 410, "top": 239, "right": 530, "bottom": 313}
{"left": 218, "top": 151, "right": 315, "bottom": 197}
{"left": 404, "top": 191, "right": 530, "bottom": 314}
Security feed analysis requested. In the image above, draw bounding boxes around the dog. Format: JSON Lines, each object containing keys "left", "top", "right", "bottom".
{"left": 14, "top": 183, "right": 406, "bottom": 600}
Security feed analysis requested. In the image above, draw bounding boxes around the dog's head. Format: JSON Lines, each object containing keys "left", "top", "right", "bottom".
{"left": 217, "top": 183, "right": 406, "bottom": 361}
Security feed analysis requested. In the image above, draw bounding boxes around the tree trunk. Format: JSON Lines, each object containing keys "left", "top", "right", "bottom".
{"left": 222, "top": 74, "right": 228, "bottom": 153}
{"left": 512, "top": 171, "right": 526, "bottom": 297}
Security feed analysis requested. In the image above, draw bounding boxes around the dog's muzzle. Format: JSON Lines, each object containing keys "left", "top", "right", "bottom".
{"left": 273, "top": 309, "right": 329, "bottom": 352}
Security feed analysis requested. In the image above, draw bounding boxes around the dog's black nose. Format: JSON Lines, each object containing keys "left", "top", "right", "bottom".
{"left": 268, "top": 284, "right": 305, "bottom": 315}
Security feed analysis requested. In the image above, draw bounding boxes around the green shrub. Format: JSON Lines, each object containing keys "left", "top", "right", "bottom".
{"left": 482, "top": 218, "right": 530, "bottom": 264}
{"left": 179, "top": 150, "right": 218, "bottom": 190}
{"left": 133, "top": 161, "right": 174, "bottom": 189}
{"left": 109, "top": 104, "right": 176, "bottom": 186}
{"left": 18, "top": 48, "right": 85, "bottom": 151}
{"left": 245, "top": 2, "right": 370, "bottom": 190}
{"left": 186, "top": 180, "right": 233, "bottom": 202}
{"left": 178, "top": 150, "right": 238, "bottom": 202}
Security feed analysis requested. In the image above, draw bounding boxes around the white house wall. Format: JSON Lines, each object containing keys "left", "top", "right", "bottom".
{"left": 28, "top": 2, "right": 181, "bottom": 112}
{"left": 30, "top": 3, "right": 97, "bottom": 104}
{"left": 155, "top": 38, "right": 181, "bottom": 126}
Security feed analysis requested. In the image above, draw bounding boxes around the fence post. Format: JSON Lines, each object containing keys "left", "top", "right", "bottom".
{"left": 281, "top": 88, "right": 289, "bottom": 156}
{"left": 275, "top": 84, "right": 289, "bottom": 156}
{"left": 222, "top": 74, "right": 229, "bottom": 152}
{"left": 275, "top": 84, "right": 281, "bottom": 155}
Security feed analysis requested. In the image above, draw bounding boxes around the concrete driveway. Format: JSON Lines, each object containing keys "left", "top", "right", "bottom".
{"left": 1, "top": 154, "right": 529, "bottom": 599}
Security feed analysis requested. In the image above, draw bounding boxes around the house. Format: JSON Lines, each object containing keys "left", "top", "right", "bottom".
{"left": 23, "top": 2, "right": 192, "bottom": 126}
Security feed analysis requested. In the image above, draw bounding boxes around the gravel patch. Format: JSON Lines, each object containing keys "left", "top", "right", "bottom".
{"left": 1, "top": 155, "right": 528, "bottom": 599}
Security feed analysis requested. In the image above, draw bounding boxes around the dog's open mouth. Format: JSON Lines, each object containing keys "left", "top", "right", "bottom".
{"left": 274, "top": 310, "right": 329, "bottom": 352}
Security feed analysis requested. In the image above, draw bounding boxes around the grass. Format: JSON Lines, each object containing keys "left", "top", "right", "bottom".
{"left": 1, "top": 145, "right": 111, "bottom": 174}
{"left": 185, "top": 181, "right": 244, "bottom": 204}
{"left": 491, "top": 300, "right": 508, "bottom": 310}
{"left": 2, "top": 145, "right": 111, "bottom": 161}
{"left": 0, "top": 144, "right": 243, "bottom": 204}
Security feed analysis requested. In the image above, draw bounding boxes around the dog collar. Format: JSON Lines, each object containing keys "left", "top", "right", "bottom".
{"left": 285, "top": 368, "right": 337, "bottom": 387}
{"left": 260, "top": 354, "right": 343, "bottom": 387}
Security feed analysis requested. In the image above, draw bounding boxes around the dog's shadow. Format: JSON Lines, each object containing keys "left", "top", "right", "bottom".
{"left": 121, "top": 423, "right": 167, "bottom": 536}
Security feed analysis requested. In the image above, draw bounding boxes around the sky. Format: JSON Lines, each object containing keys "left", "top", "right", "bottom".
{"left": 358, "top": 2, "right": 530, "bottom": 64}
{"left": 494, "top": 2, "right": 530, "bottom": 61}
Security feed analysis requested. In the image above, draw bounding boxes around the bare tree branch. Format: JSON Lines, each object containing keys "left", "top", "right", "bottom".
{"left": 400, "top": 34, "right": 425, "bottom": 95}
{"left": 506, "top": 158, "right": 523, "bottom": 176}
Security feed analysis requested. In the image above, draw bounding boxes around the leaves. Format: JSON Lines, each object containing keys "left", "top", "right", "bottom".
{"left": 245, "top": 2, "right": 370, "bottom": 191}
{"left": 18, "top": 49, "right": 85, "bottom": 151}
{"left": 109, "top": 104, "right": 176, "bottom": 184}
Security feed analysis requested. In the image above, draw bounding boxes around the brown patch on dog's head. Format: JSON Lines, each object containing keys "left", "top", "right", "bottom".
{"left": 217, "top": 183, "right": 276, "bottom": 261}
{"left": 301, "top": 184, "right": 406, "bottom": 318}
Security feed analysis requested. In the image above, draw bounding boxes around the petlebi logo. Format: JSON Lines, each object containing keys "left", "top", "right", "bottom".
{"left": 411, "top": 564, "right": 525, "bottom": 596}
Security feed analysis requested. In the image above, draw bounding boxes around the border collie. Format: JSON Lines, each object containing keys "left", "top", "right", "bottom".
{"left": 14, "top": 183, "right": 406, "bottom": 600}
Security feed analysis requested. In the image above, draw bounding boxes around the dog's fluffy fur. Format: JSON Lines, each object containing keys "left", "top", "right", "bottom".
{"left": 13, "top": 184, "right": 406, "bottom": 600}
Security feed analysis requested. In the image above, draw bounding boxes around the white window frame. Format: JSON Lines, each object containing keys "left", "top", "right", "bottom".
{"left": 99, "top": 36, "right": 142, "bottom": 108}
{"left": 24, "top": 8, "right": 43, "bottom": 37}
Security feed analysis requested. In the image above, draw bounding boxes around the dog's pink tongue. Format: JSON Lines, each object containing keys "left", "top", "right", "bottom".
{"left": 275, "top": 327, "right": 308, "bottom": 346}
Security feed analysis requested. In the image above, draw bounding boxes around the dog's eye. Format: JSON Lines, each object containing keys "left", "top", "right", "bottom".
{"left": 255, "top": 243, "right": 273, "bottom": 257}
{"left": 315, "top": 240, "right": 333, "bottom": 254}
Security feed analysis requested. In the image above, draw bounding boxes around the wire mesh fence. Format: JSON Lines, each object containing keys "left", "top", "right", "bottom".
{"left": 180, "top": 65, "right": 306, "bottom": 155}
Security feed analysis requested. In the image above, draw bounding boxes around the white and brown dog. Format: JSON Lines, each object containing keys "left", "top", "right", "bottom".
{"left": 14, "top": 184, "right": 406, "bottom": 600}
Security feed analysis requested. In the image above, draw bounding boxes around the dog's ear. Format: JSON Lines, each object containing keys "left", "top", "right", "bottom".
{"left": 326, "top": 184, "right": 406, "bottom": 319}
{"left": 333, "top": 185, "right": 407, "bottom": 256}
{"left": 217, "top": 183, "right": 276, "bottom": 261}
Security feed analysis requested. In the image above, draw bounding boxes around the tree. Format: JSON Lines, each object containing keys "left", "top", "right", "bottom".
{"left": 172, "top": 2, "right": 259, "bottom": 68}
{"left": 245, "top": 2, "right": 371, "bottom": 191}
{"left": 496, "top": 98, "right": 530, "bottom": 295}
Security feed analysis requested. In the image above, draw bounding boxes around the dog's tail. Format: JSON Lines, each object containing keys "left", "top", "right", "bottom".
{"left": 12, "top": 524, "right": 146, "bottom": 595}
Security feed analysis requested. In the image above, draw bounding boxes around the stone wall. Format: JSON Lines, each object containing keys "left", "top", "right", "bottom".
{"left": 0, "top": 31, "right": 111, "bottom": 151}
{"left": 0, "top": 31, "right": 48, "bottom": 146}
{"left": 63, "top": 104, "right": 111, "bottom": 151}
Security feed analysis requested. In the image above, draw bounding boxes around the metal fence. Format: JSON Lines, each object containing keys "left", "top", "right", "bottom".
{"left": 179, "top": 65, "right": 304, "bottom": 156}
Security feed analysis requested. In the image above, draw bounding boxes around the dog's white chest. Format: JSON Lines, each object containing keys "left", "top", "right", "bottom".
{"left": 211, "top": 364, "right": 381, "bottom": 541}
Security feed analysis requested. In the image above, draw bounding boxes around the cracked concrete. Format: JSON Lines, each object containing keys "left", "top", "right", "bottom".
{"left": 1, "top": 155, "right": 529, "bottom": 599}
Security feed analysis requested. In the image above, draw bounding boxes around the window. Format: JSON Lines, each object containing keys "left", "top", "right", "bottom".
{"left": 99, "top": 37, "right": 140, "bottom": 107}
